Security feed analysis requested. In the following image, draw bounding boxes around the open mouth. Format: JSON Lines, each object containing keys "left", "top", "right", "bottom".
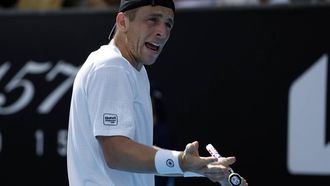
{"left": 145, "top": 42, "right": 160, "bottom": 52}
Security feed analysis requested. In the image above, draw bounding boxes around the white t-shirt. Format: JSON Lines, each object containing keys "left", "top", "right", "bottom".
{"left": 67, "top": 40, "right": 154, "bottom": 186}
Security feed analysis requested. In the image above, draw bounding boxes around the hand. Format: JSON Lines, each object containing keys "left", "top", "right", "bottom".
{"left": 206, "top": 156, "right": 236, "bottom": 183}
{"left": 180, "top": 141, "right": 232, "bottom": 182}
{"left": 213, "top": 157, "right": 249, "bottom": 186}
{"left": 217, "top": 156, "right": 248, "bottom": 186}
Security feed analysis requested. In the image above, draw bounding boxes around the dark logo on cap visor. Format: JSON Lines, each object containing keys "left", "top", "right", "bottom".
{"left": 103, "top": 113, "right": 118, "bottom": 126}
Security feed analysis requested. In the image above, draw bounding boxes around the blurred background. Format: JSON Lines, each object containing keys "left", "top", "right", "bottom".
{"left": 0, "top": 0, "right": 329, "bottom": 185}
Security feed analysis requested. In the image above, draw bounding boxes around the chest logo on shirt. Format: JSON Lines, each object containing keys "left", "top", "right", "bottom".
{"left": 103, "top": 113, "right": 118, "bottom": 126}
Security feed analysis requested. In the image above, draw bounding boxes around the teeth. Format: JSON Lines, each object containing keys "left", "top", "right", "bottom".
{"left": 150, "top": 42, "right": 160, "bottom": 47}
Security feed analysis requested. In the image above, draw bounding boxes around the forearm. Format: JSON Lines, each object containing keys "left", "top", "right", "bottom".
{"left": 98, "top": 136, "right": 158, "bottom": 173}
{"left": 98, "top": 137, "right": 236, "bottom": 183}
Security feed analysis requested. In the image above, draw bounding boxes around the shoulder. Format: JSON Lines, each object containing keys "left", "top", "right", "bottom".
{"left": 87, "top": 44, "right": 129, "bottom": 72}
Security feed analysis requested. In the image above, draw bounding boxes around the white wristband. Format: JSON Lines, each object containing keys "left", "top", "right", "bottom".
{"left": 155, "top": 150, "right": 183, "bottom": 175}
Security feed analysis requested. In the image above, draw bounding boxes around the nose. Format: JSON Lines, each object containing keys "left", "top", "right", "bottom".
{"left": 156, "top": 23, "right": 170, "bottom": 39}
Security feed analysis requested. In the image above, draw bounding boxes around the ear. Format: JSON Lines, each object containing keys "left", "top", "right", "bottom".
{"left": 116, "top": 12, "right": 128, "bottom": 33}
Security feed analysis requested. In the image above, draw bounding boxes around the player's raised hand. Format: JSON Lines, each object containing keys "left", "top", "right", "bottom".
{"left": 206, "top": 144, "right": 248, "bottom": 186}
{"left": 180, "top": 141, "right": 231, "bottom": 181}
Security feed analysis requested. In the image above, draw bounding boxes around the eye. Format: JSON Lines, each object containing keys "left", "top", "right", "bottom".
{"left": 166, "top": 22, "right": 173, "bottom": 29}
{"left": 148, "top": 17, "right": 158, "bottom": 23}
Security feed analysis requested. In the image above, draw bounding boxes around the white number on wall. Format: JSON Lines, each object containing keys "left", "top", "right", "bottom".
{"left": 0, "top": 61, "right": 79, "bottom": 115}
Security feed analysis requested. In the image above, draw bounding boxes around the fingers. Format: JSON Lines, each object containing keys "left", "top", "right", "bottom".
{"left": 200, "top": 156, "right": 218, "bottom": 166}
{"left": 204, "top": 157, "right": 244, "bottom": 184}
{"left": 241, "top": 177, "right": 249, "bottom": 186}
{"left": 206, "top": 156, "right": 236, "bottom": 170}
{"left": 195, "top": 159, "right": 232, "bottom": 183}
{"left": 183, "top": 142, "right": 248, "bottom": 185}
{"left": 217, "top": 156, "right": 236, "bottom": 166}
{"left": 234, "top": 176, "right": 248, "bottom": 186}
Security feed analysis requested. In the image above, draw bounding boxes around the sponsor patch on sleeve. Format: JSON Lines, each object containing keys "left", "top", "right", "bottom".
{"left": 103, "top": 113, "right": 118, "bottom": 126}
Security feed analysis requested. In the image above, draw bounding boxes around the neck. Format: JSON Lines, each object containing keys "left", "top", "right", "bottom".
{"left": 114, "top": 37, "right": 143, "bottom": 71}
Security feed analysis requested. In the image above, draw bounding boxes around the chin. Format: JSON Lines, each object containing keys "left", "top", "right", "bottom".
{"left": 143, "top": 57, "right": 158, "bottom": 65}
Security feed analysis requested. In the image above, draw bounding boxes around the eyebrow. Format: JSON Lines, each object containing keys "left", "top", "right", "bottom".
{"left": 149, "top": 13, "right": 174, "bottom": 25}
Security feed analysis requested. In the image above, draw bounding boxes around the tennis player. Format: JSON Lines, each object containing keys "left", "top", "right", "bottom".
{"left": 67, "top": 0, "right": 248, "bottom": 185}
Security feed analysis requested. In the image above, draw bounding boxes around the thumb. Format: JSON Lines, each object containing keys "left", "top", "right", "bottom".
{"left": 185, "top": 141, "right": 199, "bottom": 154}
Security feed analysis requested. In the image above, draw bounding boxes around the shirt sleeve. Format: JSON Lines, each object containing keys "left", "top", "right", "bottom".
{"left": 87, "top": 65, "right": 136, "bottom": 139}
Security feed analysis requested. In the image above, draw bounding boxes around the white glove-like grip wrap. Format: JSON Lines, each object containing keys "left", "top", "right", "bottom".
{"left": 155, "top": 150, "right": 183, "bottom": 174}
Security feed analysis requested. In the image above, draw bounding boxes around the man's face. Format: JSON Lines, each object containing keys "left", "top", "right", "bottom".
{"left": 125, "top": 5, "right": 174, "bottom": 66}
